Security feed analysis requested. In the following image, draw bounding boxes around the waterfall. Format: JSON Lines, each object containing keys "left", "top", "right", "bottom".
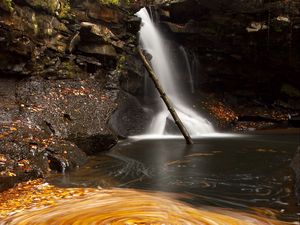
{"left": 136, "top": 8, "right": 214, "bottom": 137}
{"left": 179, "top": 46, "right": 195, "bottom": 94}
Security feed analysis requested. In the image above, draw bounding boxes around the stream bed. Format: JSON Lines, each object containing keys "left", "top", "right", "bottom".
{"left": 46, "top": 131, "right": 300, "bottom": 223}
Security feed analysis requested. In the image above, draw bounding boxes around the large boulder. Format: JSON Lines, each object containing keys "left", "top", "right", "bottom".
{"left": 78, "top": 22, "right": 125, "bottom": 59}
{"left": 119, "top": 54, "right": 145, "bottom": 95}
{"left": 110, "top": 92, "right": 152, "bottom": 137}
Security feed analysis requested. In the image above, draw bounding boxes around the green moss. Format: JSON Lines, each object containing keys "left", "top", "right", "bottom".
{"left": 119, "top": 55, "right": 126, "bottom": 64}
{"left": 116, "top": 55, "right": 127, "bottom": 73}
{"left": 31, "top": 13, "right": 39, "bottom": 35}
{"left": 98, "top": 0, "right": 132, "bottom": 6}
{"left": 28, "top": 0, "right": 72, "bottom": 19}
{"left": 30, "top": 0, "right": 55, "bottom": 12}
{"left": 58, "top": 0, "right": 72, "bottom": 19}
{"left": 3, "top": 0, "right": 14, "bottom": 12}
{"left": 63, "top": 60, "right": 76, "bottom": 78}
{"left": 99, "top": 0, "right": 120, "bottom": 5}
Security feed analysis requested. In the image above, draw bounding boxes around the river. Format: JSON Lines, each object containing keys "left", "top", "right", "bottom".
{"left": 42, "top": 131, "right": 300, "bottom": 223}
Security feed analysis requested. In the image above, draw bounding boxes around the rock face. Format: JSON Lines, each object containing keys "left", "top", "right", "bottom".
{"left": 155, "top": 0, "right": 300, "bottom": 131}
{"left": 0, "top": 0, "right": 147, "bottom": 189}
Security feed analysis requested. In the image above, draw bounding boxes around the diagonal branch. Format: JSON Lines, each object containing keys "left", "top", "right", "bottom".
{"left": 138, "top": 47, "right": 193, "bottom": 145}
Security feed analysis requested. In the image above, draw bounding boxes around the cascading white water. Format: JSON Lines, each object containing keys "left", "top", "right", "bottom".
{"left": 136, "top": 8, "right": 214, "bottom": 137}
{"left": 179, "top": 46, "right": 195, "bottom": 94}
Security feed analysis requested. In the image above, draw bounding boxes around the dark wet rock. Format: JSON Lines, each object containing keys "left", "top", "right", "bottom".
{"left": 78, "top": 44, "right": 117, "bottom": 57}
{"left": 79, "top": 22, "right": 125, "bottom": 49}
{"left": 281, "top": 84, "right": 300, "bottom": 98}
{"left": 110, "top": 92, "right": 151, "bottom": 137}
{"left": 75, "top": 55, "right": 102, "bottom": 68}
{"left": 279, "top": 100, "right": 300, "bottom": 111}
{"left": 127, "top": 17, "right": 142, "bottom": 34}
{"left": 163, "top": 21, "right": 200, "bottom": 34}
{"left": 23, "top": 0, "right": 72, "bottom": 19}
{"left": 119, "top": 54, "right": 145, "bottom": 95}
{"left": 291, "top": 146, "right": 300, "bottom": 203}
{"left": 0, "top": 121, "right": 87, "bottom": 191}
{"left": 76, "top": 22, "right": 123, "bottom": 69}
{"left": 72, "top": 135, "right": 118, "bottom": 155}
{"left": 0, "top": 4, "right": 72, "bottom": 76}
{"left": 0, "top": 78, "right": 19, "bottom": 123}
{"left": 198, "top": 92, "right": 294, "bottom": 131}
{"left": 288, "top": 114, "right": 300, "bottom": 127}
{"left": 160, "top": 0, "right": 300, "bottom": 23}
{"left": 158, "top": 0, "right": 300, "bottom": 82}
{"left": 84, "top": 2, "right": 124, "bottom": 23}
{"left": 17, "top": 77, "right": 119, "bottom": 154}
{"left": 0, "top": 0, "right": 140, "bottom": 78}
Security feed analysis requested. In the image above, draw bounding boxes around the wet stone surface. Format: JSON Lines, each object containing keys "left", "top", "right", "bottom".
{"left": 0, "top": 121, "right": 87, "bottom": 192}
{"left": 17, "top": 77, "right": 119, "bottom": 154}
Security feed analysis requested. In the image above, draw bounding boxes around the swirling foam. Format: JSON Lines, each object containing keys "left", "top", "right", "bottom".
{"left": 1, "top": 188, "right": 298, "bottom": 225}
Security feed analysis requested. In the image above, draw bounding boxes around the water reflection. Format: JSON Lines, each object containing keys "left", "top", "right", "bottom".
{"left": 47, "top": 133, "right": 300, "bottom": 222}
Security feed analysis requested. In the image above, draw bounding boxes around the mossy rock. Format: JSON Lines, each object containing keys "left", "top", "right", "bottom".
{"left": 25, "top": 0, "right": 72, "bottom": 19}
{"left": 0, "top": 0, "right": 14, "bottom": 12}
{"left": 100, "top": 0, "right": 121, "bottom": 5}
{"left": 98, "top": 0, "right": 133, "bottom": 6}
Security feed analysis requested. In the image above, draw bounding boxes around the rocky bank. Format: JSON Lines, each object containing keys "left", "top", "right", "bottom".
{"left": 0, "top": 0, "right": 148, "bottom": 190}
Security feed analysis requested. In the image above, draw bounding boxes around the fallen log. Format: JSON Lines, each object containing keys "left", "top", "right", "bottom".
{"left": 138, "top": 47, "right": 193, "bottom": 145}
